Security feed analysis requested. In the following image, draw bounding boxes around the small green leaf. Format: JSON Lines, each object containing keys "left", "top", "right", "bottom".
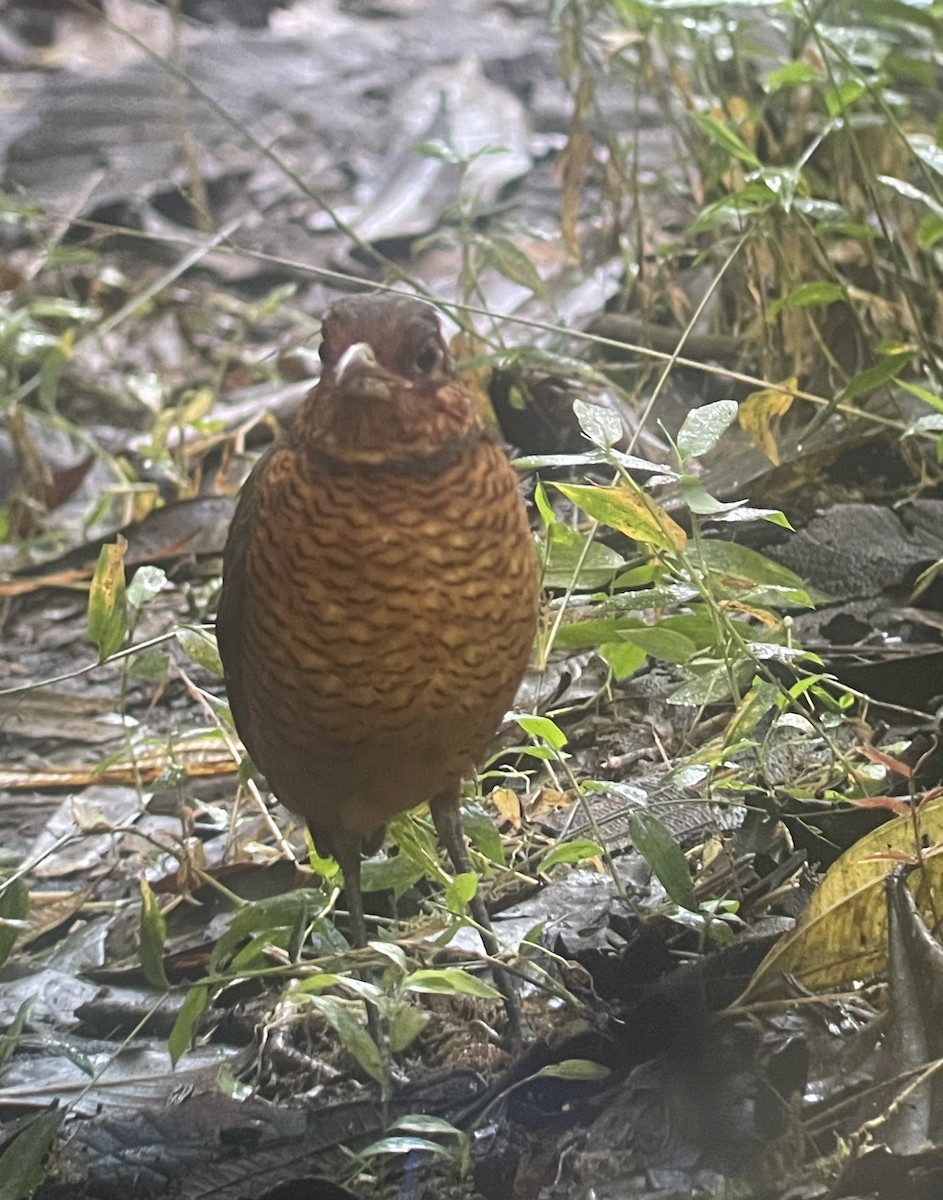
{"left": 359, "top": 1135, "right": 452, "bottom": 1159}
{"left": 538, "top": 838, "right": 603, "bottom": 872}
{"left": 666, "top": 665, "right": 739, "bottom": 706}
{"left": 621, "top": 625, "right": 698, "bottom": 666}
{"left": 0, "top": 1107, "right": 65, "bottom": 1200}
{"left": 404, "top": 967, "right": 501, "bottom": 998}
{"left": 532, "top": 1058, "right": 610, "bottom": 1081}
{"left": 680, "top": 479, "right": 745, "bottom": 516}
{"left": 369, "top": 940, "right": 408, "bottom": 973}
{"left": 542, "top": 526, "right": 626, "bottom": 590}
{"left": 598, "top": 640, "right": 646, "bottom": 680}
{"left": 838, "top": 351, "right": 913, "bottom": 402}
{"left": 127, "top": 566, "right": 167, "bottom": 610}
{"left": 88, "top": 539, "right": 128, "bottom": 660}
{"left": 138, "top": 878, "right": 169, "bottom": 990}
{"left": 689, "top": 111, "right": 760, "bottom": 167}
{"left": 0, "top": 879, "right": 29, "bottom": 970}
{"left": 907, "top": 133, "right": 943, "bottom": 179}
{"left": 480, "top": 236, "right": 545, "bottom": 295}
{"left": 516, "top": 714, "right": 568, "bottom": 750}
{"left": 360, "top": 852, "right": 426, "bottom": 898}
{"left": 824, "top": 77, "right": 865, "bottom": 117}
{"left": 128, "top": 648, "right": 171, "bottom": 681}
{"left": 766, "top": 60, "right": 819, "bottom": 90}
{"left": 767, "top": 281, "right": 846, "bottom": 318}
{"left": 0, "top": 998, "right": 33, "bottom": 1072}
{"left": 387, "top": 999, "right": 430, "bottom": 1053}
{"left": 168, "top": 985, "right": 209, "bottom": 1066}
{"left": 175, "top": 625, "right": 223, "bottom": 676}
{"left": 677, "top": 400, "right": 738, "bottom": 459}
{"left": 573, "top": 398, "right": 622, "bottom": 447}
{"left": 917, "top": 213, "right": 943, "bottom": 250}
{"left": 628, "top": 810, "right": 697, "bottom": 910}
{"left": 698, "top": 539, "right": 811, "bottom": 592}
{"left": 446, "top": 871, "right": 479, "bottom": 910}
{"left": 392, "top": 1114, "right": 463, "bottom": 1136}
{"left": 308, "top": 994, "right": 387, "bottom": 1083}
{"left": 464, "top": 812, "right": 505, "bottom": 865}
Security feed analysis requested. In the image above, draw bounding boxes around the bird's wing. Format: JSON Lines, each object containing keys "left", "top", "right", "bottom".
{"left": 216, "top": 445, "right": 273, "bottom": 739}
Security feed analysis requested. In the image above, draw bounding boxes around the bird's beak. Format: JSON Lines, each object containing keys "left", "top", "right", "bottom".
{"left": 333, "top": 342, "right": 392, "bottom": 401}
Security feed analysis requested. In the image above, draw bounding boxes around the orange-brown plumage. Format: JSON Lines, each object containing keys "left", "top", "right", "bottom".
{"left": 217, "top": 294, "right": 538, "bottom": 1018}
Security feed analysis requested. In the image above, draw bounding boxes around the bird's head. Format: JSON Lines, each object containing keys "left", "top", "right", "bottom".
{"left": 298, "top": 294, "right": 483, "bottom": 465}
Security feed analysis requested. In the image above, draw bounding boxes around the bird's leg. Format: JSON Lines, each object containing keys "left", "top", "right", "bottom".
{"left": 429, "top": 789, "right": 523, "bottom": 1041}
{"left": 326, "top": 828, "right": 389, "bottom": 1086}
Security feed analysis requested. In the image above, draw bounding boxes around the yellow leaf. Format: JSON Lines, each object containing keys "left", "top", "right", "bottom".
{"left": 556, "top": 483, "right": 686, "bottom": 552}
{"left": 491, "top": 786, "right": 522, "bottom": 829}
{"left": 738, "top": 380, "right": 795, "bottom": 464}
{"left": 739, "top": 794, "right": 943, "bottom": 1002}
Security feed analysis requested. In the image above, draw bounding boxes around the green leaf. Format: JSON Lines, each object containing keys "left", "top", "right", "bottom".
{"left": 387, "top": 812, "right": 447, "bottom": 886}
{"left": 359, "top": 1136, "right": 452, "bottom": 1159}
{"left": 38, "top": 344, "right": 67, "bottom": 408}
{"left": 128, "top": 648, "right": 171, "bottom": 681}
{"left": 680, "top": 479, "right": 745, "bottom": 516}
{"left": 538, "top": 838, "right": 603, "bottom": 872}
{"left": 175, "top": 625, "right": 224, "bottom": 676}
{"left": 127, "top": 566, "right": 167, "bottom": 610}
{"left": 88, "top": 539, "right": 128, "bottom": 660}
{"left": 531, "top": 1058, "right": 610, "bottom": 1081}
{"left": 307, "top": 994, "right": 387, "bottom": 1083}
{"left": 542, "top": 525, "right": 626, "bottom": 590}
{"left": 823, "top": 77, "right": 865, "bottom": 117}
{"left": 0, "top": 998, "right": 33, "bottom": 1073}
{"left": 445, "top": 871, "right": 479, "bottom": 911}
{"left": 878, "top": 174, "right": 943, "bottom": 220}
{"left": 697, "top": 539, "right": 811, "bottom": 593}
{"left": 619, "top": 625, "right": 698, "bottom": 666}
{"left": 387, "top": 999, "right": 429, "bottom": 1053}
{"left": 517, "top": 714, "right": 568, "bottom": 750}
{"left": 666, "top": 664, "right": 741, "bottom": 706}
{"left": 0, "top": 879, "right": 29, "bottom": 971}
{"left": 138, "top": 878, "right": 169, "bottom": 990}
{"left": 360, "top": 851, "right": 426, "bottom": 898}
{"left": 391, "top": 1114, "right": 463, "bottom": 1136}
{"left": 168, "top": 985, "right": 209, "bottom": 1066}
{"left": 838, "top": 351, "right": 913, "bottom": 401}
{"left": 573, "top": 398, "right": 623, "bottom": 447}
{"left": 598, "top": 640, "right": 646, "bottom": 680}
{"left": 212, "top": 891, "right": 342, "bottom": 971}
{"left": 628, "top": 810, "right": 697, "bottom": 910}
{"left": 403, "top": 967, "right": 501, "bottom": 998}
{"left": 676, "top": 400, "right": 738, "bottom": 459}
{"left": 0, "top": 1107, "right": 65, "bottom": 1200}
{"left": 907, "top": 133, "right": 943, "bottom": 180}
{"left": 367, "top": 943, "right": 406, "bottom": 977}
{"left": 689, "top": 111, "right": 760, "bottom": 167}
{"left": 480, "top": 236, "right": 545, "bottom": 295}
{"left": 767, "top": 281, "right": 846, "bottom": 318}
{"left": 917, "top": 213, "right": 943, "bottom": 250}
{"left": 464, "top": 811, "right": 505, "bottom": 866}
{"left": 766, "top": 60, "right": 819, "bottom": 90}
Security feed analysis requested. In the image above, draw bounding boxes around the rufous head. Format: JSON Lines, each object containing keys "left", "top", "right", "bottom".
{"left": 298, "top": 294, "right": 480, "bottom": 465}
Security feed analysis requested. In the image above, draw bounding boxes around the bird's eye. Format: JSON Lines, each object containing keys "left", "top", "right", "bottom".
{"left": 415, "top": 339, "right": 441, "bottom": 375}
{"left": 318, "top": 340, "right": 332, "bottom": 366}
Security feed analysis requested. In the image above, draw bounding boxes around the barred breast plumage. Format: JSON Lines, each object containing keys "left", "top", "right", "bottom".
{"left": 216, "top": 294, "right": 538, "bottom": 1029}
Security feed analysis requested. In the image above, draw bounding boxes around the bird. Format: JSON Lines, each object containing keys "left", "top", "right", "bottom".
{"left": 216, "top": 292, "right": 539, "bottom": 1033}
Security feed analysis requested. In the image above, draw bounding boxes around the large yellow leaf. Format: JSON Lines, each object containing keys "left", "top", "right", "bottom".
{"left": 556, "top": 483, "right": 686, "bottom": 552}
{"left": 739, "top": 796, "right": 943, "bottom": 1002}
